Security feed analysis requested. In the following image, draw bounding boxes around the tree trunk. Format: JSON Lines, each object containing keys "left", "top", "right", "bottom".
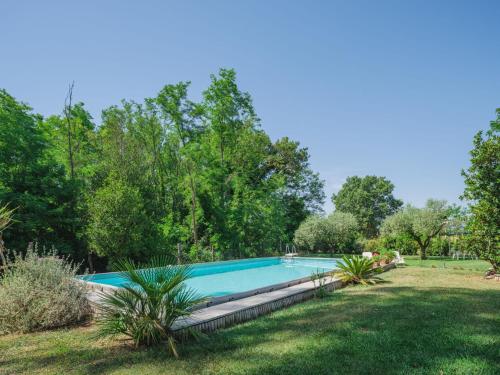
{"left": 87, "top": 252, "right": 94, "bottom": 273}
{"left": 219, "top": 134, "right": 226, "bottom": 210}
{"left": 0, "top": 235, "right": 7, "bottom": 271}
{"left": 187, "top": 167, "right": 198, "bottom": 244}
{"left": 64, "top": 82, "right": 75, "bottom": 180}
{"left": 419, "top": 244, "right": 428, "bottom": 260}
{"left": 177, "top": 243, "right": 182, "bottom": 264}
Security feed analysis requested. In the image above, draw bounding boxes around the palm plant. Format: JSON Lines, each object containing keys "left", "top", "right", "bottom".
{"left": 337, "top": 255, "right": 381, "bottom": 285}
{"left": 96, "top": 255, "right": 206, "bottom": 357}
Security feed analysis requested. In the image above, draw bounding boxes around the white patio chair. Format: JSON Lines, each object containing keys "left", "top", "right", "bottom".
{"left": 394, "top": 251, "right": 405, "bottom": 265}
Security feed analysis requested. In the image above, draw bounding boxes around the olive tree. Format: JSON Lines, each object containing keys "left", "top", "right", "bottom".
{"left": 294, "top": 212, "right": 359, "bottom": 253}
{"left": 325, "top": 212, "right": 359, "bottom": 253}
{"left": 381, "top": 199, "right": 450, "bottom": 260}
{"left": 293, "top": 215, "right": 324, "bottom": 251}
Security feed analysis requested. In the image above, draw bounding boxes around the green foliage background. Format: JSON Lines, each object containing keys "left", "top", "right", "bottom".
{"left": 1, "top": 71, "right": 497, "bottom": 270}
{"left": 461, "top": 109, "right": 500, "bottom": 271}
{"left": 0, "top": 70, "right": 325, "bottom": 270}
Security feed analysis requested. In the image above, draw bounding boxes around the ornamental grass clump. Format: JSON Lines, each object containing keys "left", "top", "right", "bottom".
{"left": 337, "top": 255, "right": 382, "bottom": 285}
{"left": 311, "top": 269, "right": 331, "bottom": 298}
{"left": 0, "top": 244, "right": 90, "bottom": 334}
{"left": 96, "top": 255, "right": 206, "bottom": 358}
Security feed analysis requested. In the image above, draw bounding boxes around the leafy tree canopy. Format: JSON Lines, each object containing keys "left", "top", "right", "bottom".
{"left": 381, "top": 199, "right": 452, "bottom": 259}
{"left": 294, "top": 211, "right": 359, "bottom": 253}
{"left": 332, "top": 175, "right": 402, "bottom": 238}
{"left": 461, "top": 109, "right": 499, "bottom": 272}
{"left": 0, "top": 70, "right": 325, "bottom": 269}
{"left": 0, "top": 90, "right": 80, "bottom": 257}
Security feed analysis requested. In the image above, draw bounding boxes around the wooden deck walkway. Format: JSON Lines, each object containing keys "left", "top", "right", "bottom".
{"left": 171, "top": 276, "right": 342, "bottom": 334}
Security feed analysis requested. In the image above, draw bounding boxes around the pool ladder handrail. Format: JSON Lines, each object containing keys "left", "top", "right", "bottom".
{"left": 284, "top": 244, "right": 299, "bottom": 258}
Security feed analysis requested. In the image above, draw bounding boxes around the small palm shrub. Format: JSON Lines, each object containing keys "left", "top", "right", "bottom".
{"left": 337, "top": 255, "right": 381, "bottom": 285}
{"left": 96, "top": 255, "right": 206, "bottom": 357}
{"left": 0, "top": 245, "right": 90, "bottom": 334}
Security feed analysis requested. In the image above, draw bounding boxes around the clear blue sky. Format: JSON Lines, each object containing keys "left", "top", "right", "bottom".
{"left": 2, "top": 0, "right": 499, "bottom": 212}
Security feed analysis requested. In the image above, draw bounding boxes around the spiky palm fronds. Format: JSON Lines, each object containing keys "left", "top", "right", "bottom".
{"left": 96, "top": 255, "right": 205, "bottom": 357}
{"left": 337, "top": 255, "right": 381, "bottom": 285}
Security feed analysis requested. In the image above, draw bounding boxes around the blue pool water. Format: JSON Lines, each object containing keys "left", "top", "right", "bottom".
{"left": 82, "top": 257, "right": 340, "bottom": 297}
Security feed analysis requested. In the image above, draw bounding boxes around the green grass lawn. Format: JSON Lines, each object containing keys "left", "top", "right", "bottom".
{"left": 1, "top": 261, "right": 499, "bottom": 375}
{"left": 404, "top": 255, "right": 492, "bottom": 273}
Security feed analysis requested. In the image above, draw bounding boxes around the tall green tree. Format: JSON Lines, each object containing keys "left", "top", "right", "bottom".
{"left": 199, "top": 68, "right": 258, "bottom": 254}
{"left": 268, "top": 137, "right": 325, "bottom": 241}
{"left": 43, "top": 103, "right": 97, "bottom": 181}
{"left": 42, "top": 91, "right": 98, "bottom": 269}
{"left": 0, "top": 69, "right": 326, "bottom": 267}
{"left": 156, "top": 82, "right": 203, "bottom": 246}
{"left": 332, "top": 175, "right": 402, "bottom": 238}
{"left": 381, "top": 199, "right": 451, "bottom": 260}
{"left": 86, "top": 176, "right": 162, "bottom": 261}
{"left": 0, "top": 90, "right": 80, "bottom": 257}
{"left": 89, "top": 102, "right": 168, "bottom": 261}
{"left": 461, "top": 109, "right": 499, "bottom": 272}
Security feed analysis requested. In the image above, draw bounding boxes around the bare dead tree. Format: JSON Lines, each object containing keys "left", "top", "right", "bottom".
{"left": 62, "top": 82, "right": 95, "bottom": 272}
{"left": 64, "top": 81, "right": 76, "bottom": 180}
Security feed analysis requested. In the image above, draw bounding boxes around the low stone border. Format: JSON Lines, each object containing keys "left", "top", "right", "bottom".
{"left": 75, "top": 278, "right": 120, "bottom": 293}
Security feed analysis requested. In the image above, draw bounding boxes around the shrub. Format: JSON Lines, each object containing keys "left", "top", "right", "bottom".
{"left": 337, "top": 255, "right": 381, "bottom": 285}
{"left": 379, "top": 248, "right": 396, "bottom": 264}
{"left": 379, "top": 233, "right": 419, "bottom": 255}
{"left": 96, "top": 255, "right": 206, "bottom": 357}
{"left": 0, "top": 245, "right": 90, "bottom": 334}
{"left": 360, "top": 237, "right": 382, "bottom": 253}
{"left": 428, "top": 236, "right": 452, "bottom": 256}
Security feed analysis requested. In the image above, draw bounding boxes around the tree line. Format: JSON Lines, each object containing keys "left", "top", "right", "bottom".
{"left": 0, "top": 69, "right": 325, "bottom": 271}
{"left": 295, "top": 110, "right": 498, "bottom": 273}
{"left": 1, "top": 69, "right": 497, "bottom": 273}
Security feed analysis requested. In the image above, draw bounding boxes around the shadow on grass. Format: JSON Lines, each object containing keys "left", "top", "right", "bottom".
{"left": 1, "top": 285, "right": 499, "bottom": 375}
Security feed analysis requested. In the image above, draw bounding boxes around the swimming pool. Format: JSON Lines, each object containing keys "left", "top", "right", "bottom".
{"left": 81, "top": 257, "right": 340, "bottom": 300}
